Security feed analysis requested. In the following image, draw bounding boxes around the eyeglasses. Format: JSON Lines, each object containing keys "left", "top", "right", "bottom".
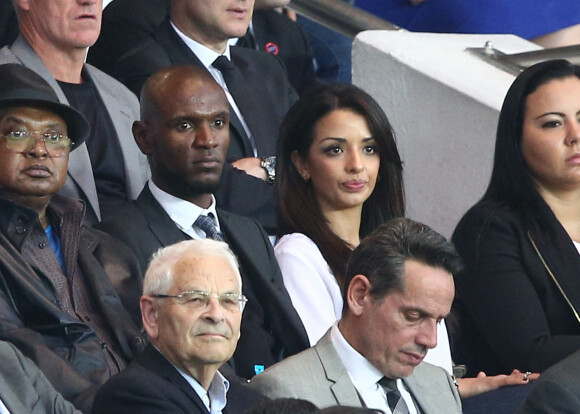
{"left": 152, "top": 290, "right": 248, "bottom": 312}
{"left": 0, "top": 131, "right": 74, "bottom": 158}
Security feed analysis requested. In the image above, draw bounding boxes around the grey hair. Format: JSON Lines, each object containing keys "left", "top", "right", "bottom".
{"left": 143, "top": 239, "right": 242, "bottom": 295}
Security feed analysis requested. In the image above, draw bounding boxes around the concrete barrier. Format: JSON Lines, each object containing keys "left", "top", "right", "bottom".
{"left": 352, "top": 31, "right": 540, "bottom": 237}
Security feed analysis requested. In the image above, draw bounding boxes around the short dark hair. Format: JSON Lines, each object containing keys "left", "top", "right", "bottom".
{"left": 343, "top": 218, "right": 462, "bottom": 311}
{"left": 277, "top": 83, "right": 404, "bottom": 285}
{"left": 244, "top": 398, "right": 320, "bottom": 414}
{"left": 483, "top": 59, "right": 580, "bottom": 232}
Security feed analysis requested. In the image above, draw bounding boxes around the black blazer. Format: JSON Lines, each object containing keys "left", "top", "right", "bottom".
{"left": 95, "top": 186, "right": 309, "bottom": 377}
{"left": 92, "top": 344, "right": 266, "bottom": 414}
{"left": 89, "top": 0, "right": 316, "bottom": 95}
{"left": 451, "top": 200, "right": 580, "bottom": 376}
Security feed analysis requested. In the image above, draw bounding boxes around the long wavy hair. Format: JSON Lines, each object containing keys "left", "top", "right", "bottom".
{"left": 482, "top": 59, "right": 580, "bottom": 232}
{"left": 276, "top": 84, "right": 405, "bottom": 285}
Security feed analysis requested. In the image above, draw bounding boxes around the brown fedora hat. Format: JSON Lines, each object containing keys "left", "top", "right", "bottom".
{"left": 0, "top": 63, "right": 90, "bottom": 150}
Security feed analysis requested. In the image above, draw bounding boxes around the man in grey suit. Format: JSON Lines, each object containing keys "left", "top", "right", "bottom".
{"left": 250, "top": 218, "right": 464, "bottom": 414}
{"left": 0, "top": 341, "right": 80, "bottom": 414}
{"left": 0, "top": 0, "right": 149, "bottom": 223}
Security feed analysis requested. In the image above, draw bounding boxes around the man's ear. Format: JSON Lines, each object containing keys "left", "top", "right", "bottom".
{"left": 132, "top": 120, "right": 153, "bottom": 156}
{"left": 346, "top": 275, "right": 371, "bottom": 317}
{"left": 291, "top": 150, "right": 310, "bottom": 181}
{"left": 140, "top": 296, "right": 159, "bottom": 340}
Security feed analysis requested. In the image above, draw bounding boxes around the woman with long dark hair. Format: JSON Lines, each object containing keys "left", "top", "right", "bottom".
{"left": 452, "top": 59, "right": 580, "bottom": 376}
{"left": 274, "top": 83, "right": 455, "bottom": 368}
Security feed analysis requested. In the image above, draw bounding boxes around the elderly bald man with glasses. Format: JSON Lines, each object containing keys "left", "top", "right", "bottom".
{"left": 0, "top": 63, "right": 145, "bottom": 413}
{"left": 93, "top": 238, "right": 267, "bottom": 414}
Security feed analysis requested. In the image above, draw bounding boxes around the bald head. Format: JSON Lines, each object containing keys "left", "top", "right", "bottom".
{"left": 140, "top": 65, "right": 225, "bottom": 124}
{"left": 133, "top": 65, "right": 230, "bottom": 208}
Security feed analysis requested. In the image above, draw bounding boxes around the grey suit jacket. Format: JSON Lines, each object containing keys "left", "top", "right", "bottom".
{"left": 0, "top": 35, "right": 149, "bottom": 223}
{"left": 516, "top": 349, "right": 580, "bottom": 414}
{"left": 249, "top": 331, "right": 462, "bottom": 414}
{"left": 0, "top": 341, "right": 80, "bottom": 414}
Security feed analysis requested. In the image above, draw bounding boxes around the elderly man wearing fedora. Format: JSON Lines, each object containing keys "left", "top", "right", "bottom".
{"left": 0, "top": 64, "right": 145, "bottom": 413}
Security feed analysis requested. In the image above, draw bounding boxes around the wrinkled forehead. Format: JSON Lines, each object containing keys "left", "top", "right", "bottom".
{"left": 171, "top": 255, "right": 241, "bottom": 292}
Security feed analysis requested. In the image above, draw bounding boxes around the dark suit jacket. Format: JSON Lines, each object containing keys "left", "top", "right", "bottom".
{"left": 92, "top": 344, "right": 266, "bottom": 414}
{"left": 89, "top": 0, "right": 316, "bottom": 95}
{"left": 248, "top": 9, "right": 317, "bottom": 95}
{"left": 95, "top": 185, "right": 309, "bottom": 377}
{"left": 451, "top": 199, "right": 580, "bottom": 377}
{"left": 0, "top": 0, "right": 17, "bottom": 48}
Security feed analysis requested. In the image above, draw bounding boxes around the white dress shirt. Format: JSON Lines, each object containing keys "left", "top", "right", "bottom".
{"left": 171, "top": 22, "right": 257, "bottom": 156}
{"left": 175, "top": 367, "right": 229, "bottom": 414}
{"left": 0, "top": 398, "right": 10, "bottom": 414}
{"left": 330, "top": 324, "right": 418, "bottom": 414}
{"left": 148, "top": 180, "right": 221, "bottom": 239}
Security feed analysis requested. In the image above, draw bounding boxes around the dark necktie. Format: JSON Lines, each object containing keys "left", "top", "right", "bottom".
{"left": 379, "top": 377, "right": 410, "bottom": 414}
{"left": 212, "top": 55, "right": 262, "bottom": 151}
{"left": 194, "top": 213, "right": 223, "bottom": 241}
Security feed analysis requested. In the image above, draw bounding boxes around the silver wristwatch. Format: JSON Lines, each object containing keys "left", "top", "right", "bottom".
{"left": 260, "top": 156, "right": 276, "bottom": 185}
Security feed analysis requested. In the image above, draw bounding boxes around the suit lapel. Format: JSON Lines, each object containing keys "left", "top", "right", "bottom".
{"left": 315, "top": 332, "right": 363, "bottom": 407}
{"left": 403, "top": 363, "right": 458, "bottom": 414}
{"left": 137, "top": 345, "right": 210, "bottom": 413}
{"left": 230, "top": 49, "right": 276, "bottom": 156}
{"left": 529, "top": 200, "right": 580, "bottom": 323}
{"left": 135, "top": 186, "right": 190, "bottom": 247}
{"left": 9, "top": 36, "right": 100, "bottom": 220}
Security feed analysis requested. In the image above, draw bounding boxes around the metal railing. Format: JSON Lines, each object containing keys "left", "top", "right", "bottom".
{"left": 288, "top": 0, "right": 398, "bottom": 38}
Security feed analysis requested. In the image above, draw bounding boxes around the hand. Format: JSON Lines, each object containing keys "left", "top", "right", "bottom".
{"left": 232, "top": 157, "right": 268, "bottom": 181}
{"left": 457, "top": 369, "right": 540, "bottom": 399}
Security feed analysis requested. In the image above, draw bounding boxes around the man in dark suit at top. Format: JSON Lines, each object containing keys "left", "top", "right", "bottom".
{"left": 92, "top": 238, "right": 267, "bottom": 414}
{"left": 101, "top": 0, "right": 298, "bottom": 232}
{"left": 88, "top": 0, "right": 317, "bottom": 95}
{"left": 96, "top": 64, "right": 309, "bottom": 379}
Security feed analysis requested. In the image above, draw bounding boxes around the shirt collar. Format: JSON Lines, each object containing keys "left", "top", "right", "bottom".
{"left": 175, "top": 366, "right": 230, "bottom": 413}
{"left": 148, "top": 180, "right": 220, "bottom": 233}
{"left": 170, "top": 21, "right": 232, "bottom": 69}
{"left": 330, "top": 323, "right": 384, "bottom": 389}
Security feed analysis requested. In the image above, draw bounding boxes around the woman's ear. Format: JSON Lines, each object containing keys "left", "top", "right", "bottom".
{"left": 291, "top": 150, "right": 310, "bottom": 181}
